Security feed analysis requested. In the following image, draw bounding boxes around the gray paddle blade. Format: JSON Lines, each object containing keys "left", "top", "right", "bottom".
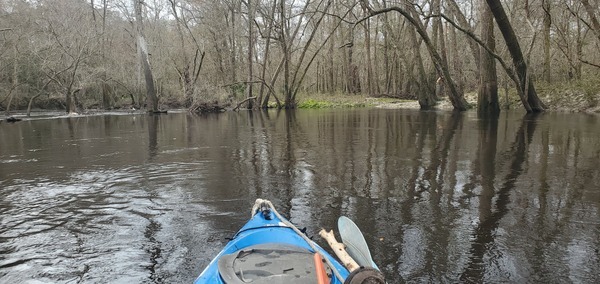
{"left": 338, "top": 216, "right": 379, "bottom": 269}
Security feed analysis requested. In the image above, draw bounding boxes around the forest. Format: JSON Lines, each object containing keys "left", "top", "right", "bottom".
{"left": 1, "top": 0, "right": 599, "bottom": 115}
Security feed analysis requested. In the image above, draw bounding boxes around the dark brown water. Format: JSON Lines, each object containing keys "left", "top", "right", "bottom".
{"left": 1, "top": 109, "right": 599, "bottom": 283}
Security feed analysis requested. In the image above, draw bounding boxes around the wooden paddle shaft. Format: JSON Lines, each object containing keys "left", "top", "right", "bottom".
{"left": 319, "top": 229, "right": 360, "bottom": 272}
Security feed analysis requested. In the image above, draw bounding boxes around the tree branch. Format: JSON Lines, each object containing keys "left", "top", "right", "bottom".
{"left": 233, "top": 96, "right": 257, "bottom": 111}
{"left": 425, "top": 13, "right": 523, "bottom": 94}
{"left": 581, "top": 59, "right": 600, "bottom": 69}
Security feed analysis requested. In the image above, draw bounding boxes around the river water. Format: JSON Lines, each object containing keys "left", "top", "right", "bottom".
{"left": 1, "top": 109, "right": 599, "bottom": 283}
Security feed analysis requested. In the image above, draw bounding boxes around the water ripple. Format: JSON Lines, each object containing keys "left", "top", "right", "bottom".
{"left": 0, "top": 161, "right": 215, "bottom": 283}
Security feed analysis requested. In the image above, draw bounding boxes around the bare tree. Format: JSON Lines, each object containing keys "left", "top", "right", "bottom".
{"left": 447, "top": 0, "right": 481, "bottom": 72}
{"left": 168, "top": 0, "right": 205, "bottom": 107}
{"left": 357, "top": 2, "right": 469, "bottom": 111}
{"left": 2, "top": 0, "right": 599, "bottom": 113}
{"left": 33, "top": 0, "right": 98, "bottom": 114}
{"left": 278, "top": 0, "right": 333, "bottom": 108}
{"left": 256, "top": 1, "right": 279, "bottom": 108}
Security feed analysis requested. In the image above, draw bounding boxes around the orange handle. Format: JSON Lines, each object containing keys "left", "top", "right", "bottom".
{"left": 314, "top": 253, "right": 330, "bottom": 284}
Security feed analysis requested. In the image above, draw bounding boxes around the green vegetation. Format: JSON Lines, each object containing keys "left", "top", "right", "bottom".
{"left": 298, "top": 99, "right": 333, "bottom": 108}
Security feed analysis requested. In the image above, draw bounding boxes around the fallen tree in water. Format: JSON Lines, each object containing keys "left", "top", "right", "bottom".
{"left": 189, "top": 101, "right": 227, "bottom": 113}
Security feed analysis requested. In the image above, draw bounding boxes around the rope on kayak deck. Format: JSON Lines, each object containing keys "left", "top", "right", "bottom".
{"left": 251, "top": 198, "right": 345, "bottom": 282}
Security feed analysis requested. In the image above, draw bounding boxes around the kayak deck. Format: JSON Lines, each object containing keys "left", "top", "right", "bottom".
{"left": 194, "top": 208, "right": 349, "bottom": 283}
{"left": 218, "top": 243, "right": 329, "bottom": 283}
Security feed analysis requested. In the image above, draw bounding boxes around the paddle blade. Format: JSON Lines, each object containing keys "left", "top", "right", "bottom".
{"left": 338, "top": 216, "right": 379, "bottom": 270}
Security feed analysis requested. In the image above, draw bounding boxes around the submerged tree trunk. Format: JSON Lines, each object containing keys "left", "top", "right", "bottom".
{"left": 65, "top": 90, "right": 77, "bottom": 114}
{"left": 485, "top": 0, "right": 545, "bottom": 112}
{"left": 246, "top": 0, "right": 254, "bottom": 109}
{"left": 432, "top": 0, "right": 449, "bottom": 100}
{"left": 408, "top": 25, "right": 435, "bottom": 109}
{"left": 100, "top": 0, "right": 112, "bottom": 109}
{"left": 257, "top": 1, "right": 277, "bottom": 108}
{"left": 280, "top": 0, "right": 292, "bottom": 108}
{"left": 478, "top": 3, "right": 499, "bottom": 115}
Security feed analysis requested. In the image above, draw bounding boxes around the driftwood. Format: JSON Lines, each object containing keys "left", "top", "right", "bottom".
{"left": 223, "top": 80, "right": 283, "bottom": 109}
{"left": 319, "top": 229, "right": 360, "bottom": 272}
{"left": 189, "top": 101, "right": 226, "bottom": 113}
{"left": 6, "top": 116, "right": 22, "bottom": 123}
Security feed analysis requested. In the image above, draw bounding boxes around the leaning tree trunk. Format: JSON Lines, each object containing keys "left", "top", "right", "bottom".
{"left": 138, "top": 36, "right": 158, "bottom": 112}
{"left": 485, "top": 0, "right": 545, "bottom": 112}
{"left": 408, "top": 24, "right": 435, "bottom": 109}
{"left": 134, "top": 0, "right": 158, "bottom": 112}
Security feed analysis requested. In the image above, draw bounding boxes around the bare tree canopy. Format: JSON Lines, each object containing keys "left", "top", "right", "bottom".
{"left": 0, "top": 0, "right": 598, "bottom": 113}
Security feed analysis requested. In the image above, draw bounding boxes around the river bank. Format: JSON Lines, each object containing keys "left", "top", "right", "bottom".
{"left": 297, "top": 91, "right": 600, "bottom": 113}
{"left": 2, "top": 83, "right": 599, "bottom": 120}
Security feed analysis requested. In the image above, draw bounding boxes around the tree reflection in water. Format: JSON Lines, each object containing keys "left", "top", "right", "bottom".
{"left": 0, "top": 110, "right": 598, "bottom": 283}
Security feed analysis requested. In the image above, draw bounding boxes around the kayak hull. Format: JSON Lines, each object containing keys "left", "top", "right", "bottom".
{"left": 194, "top": 209, "right": 350, "bottom": 283}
